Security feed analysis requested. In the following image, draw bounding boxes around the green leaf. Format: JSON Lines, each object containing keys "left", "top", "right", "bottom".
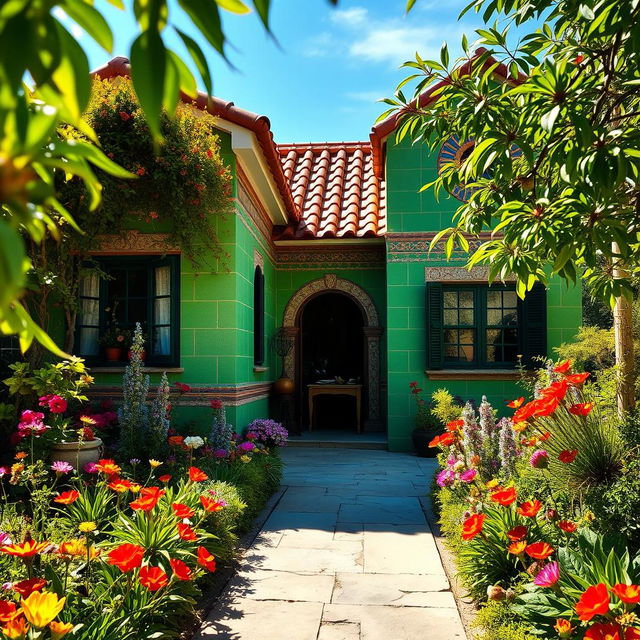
{"left": 178, "top": 0, "right": 225, "bottom": 56}
{"left": 167, "top": 49, "right": 197, "bottom": 98}
{"left": 0, "top": 219, "right": 26, "bottom": 311}
{"left": 175, "top": 28, "right": 213, "bottom": 97}
{"left": 406, "top": 0, "right": 418, "bottom": 10}
{"left": 217, "top": 0, "right": 250, "bottom": 12}
{"left": 61, "top": 0, "right": 114, "bottom": 52}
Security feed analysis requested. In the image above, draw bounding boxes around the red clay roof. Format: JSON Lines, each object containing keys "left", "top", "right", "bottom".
{"left": 274, "top": 142, "right": 386, "bottom": 240}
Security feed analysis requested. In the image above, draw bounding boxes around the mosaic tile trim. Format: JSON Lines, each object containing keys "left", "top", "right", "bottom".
{"left": 424, "top": 266, "right": 516, "bottom": 282}
{"left": 386, "top": 232, "right": 490, "bottom": 263}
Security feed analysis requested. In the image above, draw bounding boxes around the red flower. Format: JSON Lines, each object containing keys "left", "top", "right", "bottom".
{"left": 95, "top": 459, "right": 121, "bottom": 475}
{"left": 446, "top": 419, "right": 464, "bottom": 431}
{"left": 584, "top": 623, "right": 622, "bottom": 640}
{"left": 409, "top": 381, "right": 418, "bottom": 389}
{"left": 553, "top": 359, "right": 572, "bottom": 373}
{"left": 174, "top": 382, "right": 191, "bottom": 394}
{"left": 490, "top": 487, "right": 518, "bottom": 506}
{"left": 569, "top": 402, "right": 593, "bottom": 416}
{"left": 507, "top": 397, "right": 525, "bottom": 408}
{"left": 39, "top": 394, "right": 68, "bottom": 414}
{"left": 189, "top": 467, "right": 208, "bottom": 482}
{"left": 129, "top": 486, "right": 165, "bottom": 512}
{"left": 107, "top": 543, "right": 145, "bottom": 572}
{"left": 525, "top": 541, "right": 555, "bottom": 560}
{"left": 461, "top": 514, "right": 485, "bottom": 541}
{"left": 177, "top": 523, "right": 198, "bottom": 541}
{"left": 507, "top": 526, "right": 528, "bottom": 542}
{"left": 197, "top": 546, "right": 216, "bottom": 572}
{"left": 0, "top": 600, "right": 18, "bottom": 623}
{"left": 611, "top": 584, "right": 640, "bottom": 604}
{"left": 541, "top": 380, "right": 569, "bottom": 400}
{"left": 574, "top": 54, "right": 585, "bottom": 65}
{"left": 566, "top": 372, "right": 590, "bottom": 385}
{"left": 428, "top": 432, "right": 454, "bottom": 448}
{"left": 513, "top": 401, "right": 537, "bottom": 423}
{"left": 517, "top": 500, "right": 542, "bottom": 518}
{"left": 158, "top": 474, "right": 172, "bottom": 483}
{"left": 558, "top": 520, "right": 577, "bottom": 533}
{"left": 168, "top": 435, "right": 185, "bottom": 447}
{"left": 576, "top": 583, "right": 610, "bottom": 621}
{"left": 210, "top": 399, "right": 223, "bottom": 409}
{"left": 54, "top": 490, "right": 79, "bottom": 504}
{"left": 559, "top": 449, "right": 578, "bottom": 464}
{"left": 139, "top": 566, "right": 169, "bottom": 591}
{"left": 200, "top": 496, "right": 225, "bottom": 512}
{"left": 119, "top": 111, "right": 131, "bottom": 121}
{"left": 626, "top": 629, "right": 640, "bottom": 639}
{"left": 12, "top": 578, "right": 47, "bottom": 597}
{"left": 170, "top": 557, "right": 192, "bottom": 581}
{"left": 172, "top": 503, "right": 195, "bottom": 519}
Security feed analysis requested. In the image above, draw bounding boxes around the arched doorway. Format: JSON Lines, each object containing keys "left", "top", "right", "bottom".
{"left": 282, "top": 274, "right": 383, "bottom": 432}
{"left": 300, "top": 292, "right": 364, "bottom": 431}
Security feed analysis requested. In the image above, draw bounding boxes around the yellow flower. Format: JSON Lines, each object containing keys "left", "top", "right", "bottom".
{"left": 485, "top": 479, "right": 499, "bottom": 490}
{"left": 129, "top": 484, "right": 141, "bottom": 493}
{"left": 240, "top": 455, "right": 251, "bottom": 463}
{"left": 149, "top": 459, "right": 162, "bottom": 468}
{"left": 21, "top": 591, "right": 66, "bottom": 628}
{"left": 50, "top": 620, "right": 74, "bottom": 639}
{"left": 78, "top": 521, "right": 96, "bottom": 533}
{"left": 80, "top": 374, "right": 94, "bottom": 385}
{"left": 11, "top": 463, "right": 24, "bottom": 474}
{"left": 58, "top": 540, "right": 98, "bottom": 560}
{"left": 2, "top": 615, "right": 29, "bottom": 638}
{"left": 512, "top": 421, "right": 528, "bottom": 433}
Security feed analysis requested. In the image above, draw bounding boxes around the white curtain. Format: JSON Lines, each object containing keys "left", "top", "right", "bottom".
{"left": 154, "top": 266, "right": 171, "bottom": 355}
{"left": 79, "top": 273, "right": 100, "bottom": 355}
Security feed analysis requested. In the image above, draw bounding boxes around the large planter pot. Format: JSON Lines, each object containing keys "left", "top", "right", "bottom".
{"left": 412, "top": 429, "right": 437, "bottom": 458}
{"left": 273, "top": 377, "right": 295, "bottom": 395}
{"left": 105, "top": 347, "right": 123, "bottom": 362}
{"left": 50, "top": 438, "right": 103, "bottom": 470}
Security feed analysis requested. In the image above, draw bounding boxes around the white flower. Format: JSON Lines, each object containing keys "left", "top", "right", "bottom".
{"left": 183, "top": 436, "right": 205, "bottom": 450}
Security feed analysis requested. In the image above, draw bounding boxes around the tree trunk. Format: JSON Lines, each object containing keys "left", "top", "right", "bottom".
{"left": 612, "top": 242, "right": 635, "bottom": 415}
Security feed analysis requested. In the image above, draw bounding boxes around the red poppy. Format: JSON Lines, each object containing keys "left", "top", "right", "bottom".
{"left": 507, "top": 397, "right": 525, "bottom": 409}
{"left": 200, "top": 496, "right": 225, "bottom": 512}
{"left": 558, "top": 520, "right": 577, "bottom": 533}
{"left": 533, "top": 396, "right": 560, "bottom": 417}
{"left": 172, "top": 503, "right": 195, "bottom": 519}
{"left": 626, "top": 629, "right": 640, "bottom": 639}
{"left": 559, "top": 449, "right": 578, "bottom": 463}
{"left": 170, "top": 557, "right": 192, "bottom": 581}
{"left": 525, "top": 541, "right": 555, "bottom": 560}
{"left": 95, "top": 459, "right": 121, "bottom": 475}
{"left": 541, "top": 380, "right": 568, "bottom": 400}
{"left": 513, "top": 402, "right": 537, "bottom": 423}
{"left": 107, "top": 543, "right": 145, "bottom": 572}
{"left": 490, "top": 487, "right": 518, "bottom": 506}
{"left": 189, "top": 466, "right": 208, "bottom": 482}
{"left": 12, "top": 578, "right": 47, "bottom": 597}
{"left": 139, "top": 566, "right": 169, "bottom": 591}
{"left": 177, "top": 523, "right": 198, "bottom": 541}
{"left": 566, "top": 372, "right": 590, "bottom": 385}
{"left": 576, "top": 583, "right": 610, "bottom": 621}
{"left": 446, "top": 419, "right": 464, "bottom": 431}
{"left": 129, "top": 486, "right": 165, "bottom": 512}
{"left": 568, "top": 402, "right": 594, "bottom": 416}
{"left": 584, "top": 622, "right": 622, "bottom": 640}
{"left": 517, "top": 500, "right": 542, "bottom": 518}
{"left": 54, "top": 490, "right": 79, "bottom": 504}
{"left": 428, "top": 432, "right": 455, "bottom": 448}
{"left": 461, "top": 514, "right": 485, "bottom": 541}
{"left": 611, "top": 583, "right": 640, "bottom": 604}
{"left": 158, "top": 474, "right": 172, "bottom": 483}
{"left": 507, "top": 526, "right": 528, "bottom": 542}
{"left": 197, "top": 546, "right": 217, "bottom": 572}
{"left": 0, "top": 600, "right": 18, "bottom": 623}
{"left": 553, "top": 359, "right": 571, "bottom": 373}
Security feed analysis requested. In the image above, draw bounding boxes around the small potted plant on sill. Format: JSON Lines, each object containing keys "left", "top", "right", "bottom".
{"left": 99, "top": 323, "right": 130, "bottom": 362}
{"left": 409, "top": 381, "right": 441, "bottom": 457}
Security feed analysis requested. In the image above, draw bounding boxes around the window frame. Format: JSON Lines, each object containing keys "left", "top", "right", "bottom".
{"left": 76, "top": 255, "right": 180, "bottom": 367}
{"left": 253, "top": 265, "right": 265, "bottom": 367}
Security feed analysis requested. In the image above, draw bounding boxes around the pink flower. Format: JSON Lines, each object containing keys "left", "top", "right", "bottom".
{"left": 0, "top": 531, "right": 12, "bottom": 546}
{"left": 530, "top": 449, "right": 549, "bottom": 469}
{"left": 534, "top": 561, "right": 560, "bottom": 587}
{"left": 459, "top": 469, "right": 477, "bottom": 483}
{"left": 20, "top": 410, "right": 44, "bottom": 424}
{"left": 0, "top": 467, "right": 9, "bottom": 478}
{"left": 39, "top": 395, "right": 67, "bottom": 414}
{"left": 83, "top": 462, "right": 98, "bottom": 474}
{"left": 51, "top": 461, "right": 73, "bottom": 475}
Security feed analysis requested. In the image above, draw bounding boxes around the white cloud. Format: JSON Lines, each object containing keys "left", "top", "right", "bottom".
{"left": 330, "top": 7, "right": 369, "bottom": 27}
{"left": 303, "top": 32, "right": 340, "bottom": 58}
{"left": 349, "top": 25, "right": 441, "bottom": 63}
{"left": 346, "top": 90, "right": 386, "bottom": 103}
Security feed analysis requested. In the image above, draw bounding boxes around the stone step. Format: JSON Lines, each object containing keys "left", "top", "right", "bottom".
{"left": 286, "top": 438, "right": 387, "bottom": 450}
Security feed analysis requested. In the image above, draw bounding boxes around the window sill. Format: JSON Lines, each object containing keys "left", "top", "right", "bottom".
{"left": 426, "top": 369, "right": 520, "bottom": 381}
{"left": 253, "top": 366, "right": 269, "bottom": 373}
{"left": 90, "top": 367, "right": 185, "bottom": 374}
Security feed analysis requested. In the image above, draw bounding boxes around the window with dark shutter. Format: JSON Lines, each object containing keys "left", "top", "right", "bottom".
{"left": 426, "top": 282, "right": 444, "bottom": 369}
{"left": 253, "top": 266, "right": 265, "bottom": 366}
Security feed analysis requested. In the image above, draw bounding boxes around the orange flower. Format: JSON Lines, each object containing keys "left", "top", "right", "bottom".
{"left": 507, "top": 526, "right": 528, "bottom": 542}
{"left": 446, "top": 419, "right": 464, "bottom": 431}
{"left": 0, "top": 600, "right": 19, "bottom": 623}
{"left": 490, "top": 487, "right": 517, "bottom": 506}
{"left": 553, "top": 359, "right": 572, "bottom": 373}
{"left": 139, "top": 566, "right": 168, "bottom": 591}
{"left": 15, "top": 452, "right": 27, "bottom": 460}
{"left": 170, "top": 558, "right": 192, "bottom": 581}
{"left": 13, "top": 578, "right": 47, "bottom": 597}
{"left": 49, "top": 620, "right": 74, "bottom": 639}
{"left": 108, "top": 478, "right": 137, "bottom": 493}
{"left": 611, "top": 584, "right": 640, "bottom": 604}
{"left": 53, "top": 490, "right": 79, "bottom": 505}
{"left": 177, "top": 523, "right": 198, "bottom": 541}
{"left": 158, "top": 474, "right": 172, "bottom": 483}
{"left": 168, "top": 436, "right": 185, "bottom": 447}
{"left": 200, "top": 496, "right": 225, "bottom": 512}
{"left": 539, "top": 431, "right": 552, "bottom": 442}
{"left": 188, "top": 467, "right": 208, "bottom": 482}
{"left": 566, "top": 372, "right": 590, "bottom": 385}
{"left": 2, "top": 615, "right": 28, "bottom": 638}
{"left": 107, "top": 543, "right": 145, "bottom": 573}
{"left": 507, "top": 397, "right": 525, "bottom": 408}
{"left": 129, "top": 486, "right": 165, "bottom": 512}
{"left": 461, "top": 514, "right": 485, "bottom": 541}
{"left": 525, "top": 541, "right": 554, "bottom": 560}
{"left": 517, "top": 500, "right": 542, "bottom": 518}
{"left": 197, "top": 547, "right": 216, "bottom": 572}
{"left": 428, "top": 432, "right": 455, "bottom": 448}
{"left": 568, "top": 402, "right": 593, "bottom": 416}
{"left": 553, "top": 618, "right": 575, "bottom": 638}
{"left": 559, "top": 449, "right": 578, "bottom": 463}
{"left": 508, "top": 541, "right": 527, "bottom": 555}
{"left": 172, "top": 503, "right": 195, "bottom": 519}
{"left": 558, "top": 520, "right": 577, "bottom": 533}
{"left": 575, "top": 583, "right": 610, "bottom": 621}
{"left": 513, "top": 402, "right": 537, "bottom": 422}
{"left": 1, "top": 540, "right": 48, "bottom": 558}
{"left": 95, "top": 459, "right": 121, "bottom": 475}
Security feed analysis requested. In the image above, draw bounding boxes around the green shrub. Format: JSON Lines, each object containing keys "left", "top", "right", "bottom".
{"left": 472, "top": 600, "right": 537, "bottom": 640}
{"left": 431, "top": 388, "right": 463, "bottom": 426}
{"left": 201, "top": 480, "right": 247, "bottom": 562}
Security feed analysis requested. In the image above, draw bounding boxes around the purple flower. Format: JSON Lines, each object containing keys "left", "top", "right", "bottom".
{"left": 530, "top": 449, "right": 549, "bottom": 469}
{"left": 51, "top": 460, "right": 73, "bottom": 474}
{"left": 436, "top": 468, "right": 455, "bottom": 488}
{"left": 239, "top": 441, "right": 254, "bottom": 452}
{"left": 533, "top": 561, "right": 560, "bottom": 587}
{"left": 459, "top": 469, "right": 477, "bottom": 483}
{"left": 83, "top": 461, "right": 98, "bottom": 474}
{"left": 214, "top": 449, "right": 228, "bottom": 458}
{"left": 130, "top": 458, "right": 141, "bottom": 465}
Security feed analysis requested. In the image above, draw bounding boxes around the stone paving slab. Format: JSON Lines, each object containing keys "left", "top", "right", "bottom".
{"left": 228, "top": 568, "right": 334, "bottom": 602}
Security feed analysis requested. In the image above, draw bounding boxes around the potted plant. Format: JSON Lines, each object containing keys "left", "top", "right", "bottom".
{"left": 409, "top": 382, "right": 441, "bottom": 457}
{"left": 99, "top": 324, "right": 129, "bottom": 361}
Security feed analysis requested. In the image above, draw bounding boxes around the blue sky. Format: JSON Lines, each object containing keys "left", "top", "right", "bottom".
{"left": 60, "top": 0, "right": 483, "bottom": 143}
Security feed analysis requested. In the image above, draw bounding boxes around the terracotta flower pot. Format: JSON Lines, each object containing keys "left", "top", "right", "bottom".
{"left": 105, "top": 347, "right": 123, "bottom": 362}
{"left": 50, "top": 438, "right": 103, "bottom": 470}
{"left": 411, "top": 429, "right": 438, "bottom": 458}
{"left": 273, "top": 377, "right": 295, "bottom": 395}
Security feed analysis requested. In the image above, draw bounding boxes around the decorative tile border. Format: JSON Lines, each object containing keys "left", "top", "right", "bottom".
{"left": 387, "top": 232, "right": 491, "bottom": 263}
{"left": 425, "top": 266, "right": 516, "bottom": 282}
{"left": 274, "top": 244, "right": 385, "bottom": 270}
{"left": 90, "top": 230, "right": 180, "bottom": 255}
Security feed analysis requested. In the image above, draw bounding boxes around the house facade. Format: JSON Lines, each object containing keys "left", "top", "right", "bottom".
{"left": 75, "top": 57, "right": 581, "bottom": 452}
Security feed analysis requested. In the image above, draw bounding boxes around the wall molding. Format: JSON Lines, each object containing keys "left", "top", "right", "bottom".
{"left": 386, "top": 231, "right": 493, "bottom": 263}
{"left": 90, "top": 230, "right": 180, "bottom": 255}
{"left": 425, "top": 266, "right": 516, "bottom": 283}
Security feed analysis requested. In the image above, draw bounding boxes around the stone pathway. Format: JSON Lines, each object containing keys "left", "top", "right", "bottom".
{"left": 196, "top": 448, "right": 466, "bottom": 640}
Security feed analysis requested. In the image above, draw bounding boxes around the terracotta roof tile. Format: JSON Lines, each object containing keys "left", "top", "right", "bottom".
{"left": 274, "top": 142, "right": 386, "bottom": 240}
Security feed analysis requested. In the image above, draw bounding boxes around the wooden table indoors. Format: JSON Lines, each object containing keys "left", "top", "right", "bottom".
{"left": 307, "top": 384, "right": 362, "bottom": 433}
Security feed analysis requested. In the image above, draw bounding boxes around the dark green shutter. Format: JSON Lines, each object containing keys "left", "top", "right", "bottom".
{"left": 426, "top": 282, "right": 444, "bottom": 369}
{"left": 521, "top": 282, "right": 547, "bottom": 368}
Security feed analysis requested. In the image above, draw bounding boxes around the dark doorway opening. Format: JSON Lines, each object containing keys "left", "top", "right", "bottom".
{"left": 299, "top": 292, "right": 364, "bottom": 431}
